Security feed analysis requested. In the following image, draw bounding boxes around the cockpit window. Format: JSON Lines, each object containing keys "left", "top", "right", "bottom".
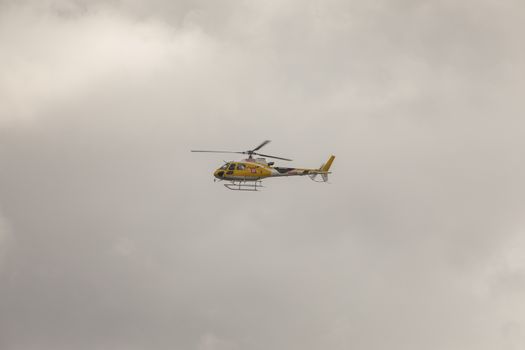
{"left": 220, "top": 164, "right": 228, "bottom": 170}
{"left": 237, "top": 164, "right": 245, "bottom": 170}
{"left": 228, "top": 163, "right": 236, "bottom": 170}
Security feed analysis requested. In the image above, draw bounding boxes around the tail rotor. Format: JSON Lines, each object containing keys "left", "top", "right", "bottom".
{"left": 309, "top": 155, "right": 335, "bottom": 182}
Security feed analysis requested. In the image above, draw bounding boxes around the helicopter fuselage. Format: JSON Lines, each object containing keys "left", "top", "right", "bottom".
{"left": 214, "top": 158, "right": 327, "bottom": 182}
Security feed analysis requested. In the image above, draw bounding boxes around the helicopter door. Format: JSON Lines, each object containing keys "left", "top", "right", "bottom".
{"left": 226, "top": 163, "right": 236, "bottom": 176}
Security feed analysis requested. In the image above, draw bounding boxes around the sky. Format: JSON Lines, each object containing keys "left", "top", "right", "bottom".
{"left": 1, "top": 0, "right": 525, "bottom": 349}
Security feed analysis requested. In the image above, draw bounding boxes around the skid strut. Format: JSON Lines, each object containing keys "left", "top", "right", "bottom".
{"left": 224, "top": 180, "right": 263, "bottom": 191}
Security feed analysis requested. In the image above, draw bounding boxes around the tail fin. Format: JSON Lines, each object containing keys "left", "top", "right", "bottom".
{"left": 310, "top": 155, "right": 335, "bottom": 182}
{"left": 320, "top": 155, "right": 335, "bottom": 172}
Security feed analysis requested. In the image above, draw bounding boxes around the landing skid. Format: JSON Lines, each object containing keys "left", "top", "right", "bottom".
{"left": 224, "top": 180, "right": 264, "bottom": 191}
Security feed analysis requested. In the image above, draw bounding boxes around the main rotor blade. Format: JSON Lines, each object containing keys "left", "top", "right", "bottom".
{"left": 251, "top": 140, "right": 271, "bottom": 152}
{"left": 191, "top": 150, "right": 244, "bottom": 154}
{"left": 253, "top": 152, "right": 292, "bottom": 161}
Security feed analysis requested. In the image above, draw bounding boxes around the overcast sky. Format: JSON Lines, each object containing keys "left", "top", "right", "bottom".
{"left": 1, "top": 0, "right": 525, "bottom": 349}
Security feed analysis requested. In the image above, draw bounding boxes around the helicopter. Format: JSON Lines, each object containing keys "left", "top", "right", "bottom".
{"left": 191, "top": 140, "right": 335, "bottom": 191}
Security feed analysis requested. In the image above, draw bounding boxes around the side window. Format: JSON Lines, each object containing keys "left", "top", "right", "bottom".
{"left": 237, "top": 164, "right": 245, "bottom": 170}
{"left": 228, "top": 163, "right": 236, "bottom": 171}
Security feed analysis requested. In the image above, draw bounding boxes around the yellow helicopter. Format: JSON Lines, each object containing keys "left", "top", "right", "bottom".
{"left": 191, "top": 140, "right": 335, "bottom": 191}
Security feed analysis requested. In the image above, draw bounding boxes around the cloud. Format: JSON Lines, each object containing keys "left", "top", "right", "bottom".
{"left": 0, "top": 2, "right": 217, "bottom": 125}
{"left": 1, "top": 0, "right": 525, "bottom": 349}
{"left": 0, "top": 209, "right": 13, "bottom": 271}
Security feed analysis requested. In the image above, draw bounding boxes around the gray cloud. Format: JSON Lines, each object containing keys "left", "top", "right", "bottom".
{"left": 1, "top": 0, "right": 525, "bottom": 349}
{"left": 0, "top": 210, "right": 13, "bottom": 270}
